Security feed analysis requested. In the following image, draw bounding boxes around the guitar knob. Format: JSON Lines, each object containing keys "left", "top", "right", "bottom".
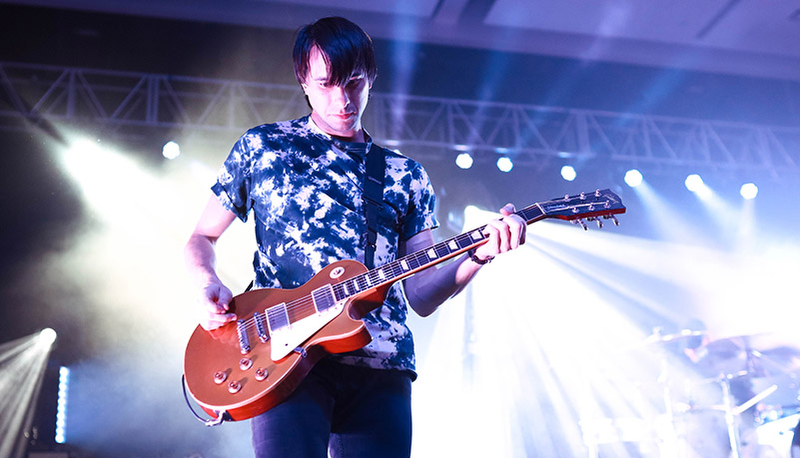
{"left": 255, "top": 367, "right": 269, "bottom": 381}
{"left": 213, "top": 371, "right": 228, "bottom": 385}
{"left": 228, "top": 380, "right": 242, "bottom": 394}
{"left": 239, "top": 358, "right": 253, "bottom": 371}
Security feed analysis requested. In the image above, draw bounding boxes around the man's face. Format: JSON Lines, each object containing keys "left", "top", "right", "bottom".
{"left": 302, "top": 46, "right": 372, "bottom": 142}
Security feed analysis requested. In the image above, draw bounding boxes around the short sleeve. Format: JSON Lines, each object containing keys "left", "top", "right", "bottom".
{"left": 401, "top": 162, "right": 438, "bottom": 240}
{"left": 211, "top": 132, "right": 255, "bottom": 222}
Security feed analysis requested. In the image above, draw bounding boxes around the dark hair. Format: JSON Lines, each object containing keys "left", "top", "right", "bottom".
{"left": 293, "top": 17, "right": 378, "bottom": 87}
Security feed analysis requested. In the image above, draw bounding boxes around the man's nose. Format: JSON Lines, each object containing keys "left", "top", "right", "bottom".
{"left": 331, "top": 86, "right": 350, "bottom": 106}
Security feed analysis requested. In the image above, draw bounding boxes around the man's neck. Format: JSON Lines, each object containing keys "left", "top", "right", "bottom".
{"left": 308, "top": 114, "right": 366, "bottom": 143}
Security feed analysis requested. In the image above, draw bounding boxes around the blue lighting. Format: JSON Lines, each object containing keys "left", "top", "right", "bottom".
{"left": 685, "top": 174, "right": 704, "bottom": 192}
{"left": 496, "top": 156, "right": 514, "bottom": 173}
{"left": 455, "top": 152, "right": 473, "bottom": 169}
{"left": 560, "top": 165, "right": 576, "bottom": 181}
{"left": 740, "top": 182, "right": 758, "bottom": 200}
{"left": 55, "top": 366, "right": 69, "bottom": 444}
{"left": 624, "top": 169, "right": 643, "bottom": 188}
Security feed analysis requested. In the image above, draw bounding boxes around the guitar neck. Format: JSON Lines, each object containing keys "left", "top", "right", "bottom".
{"left": 326, "top": 188, "right": 624, "bottom": 305}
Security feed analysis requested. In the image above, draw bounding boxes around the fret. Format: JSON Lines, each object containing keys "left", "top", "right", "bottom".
{"left": 426, "top": 248, "right": 438, "bottom": 259}
{"left": 367, "top": 271, "right": 379, "bottom": 286}
{"left": 333, "top": 283, "right": 346, "bottom": 302}
{"left": 409, "top": 253, "right": 425, "bottom": 269}
{"left": 400, "top": 259, "right": 410, "bottom": 271}
{"left": 434, "top": 243, "right": 450, "bottom": 258}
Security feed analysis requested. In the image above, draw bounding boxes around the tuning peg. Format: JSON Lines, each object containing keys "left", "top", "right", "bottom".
{"left": 572, "top": 219, "right": 588, "bottom": 230}
{"left": 603, "top": 215, "right": 620, "bottom": 226}
{"left": 585, "top": 216, "right": 603, "bottom": 229}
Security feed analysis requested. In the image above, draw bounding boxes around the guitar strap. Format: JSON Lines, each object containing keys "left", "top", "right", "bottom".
{"left": 243, "top": 142, "right": 385, "bottom": 292}
{"left": 363, "top": 143, "right": 385, "bottom": 269}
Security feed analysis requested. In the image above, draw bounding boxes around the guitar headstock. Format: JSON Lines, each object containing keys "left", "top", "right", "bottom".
{"left": 539, "top": 189, "right": 626, "bottom": 229}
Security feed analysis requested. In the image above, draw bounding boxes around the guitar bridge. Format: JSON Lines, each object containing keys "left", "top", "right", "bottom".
{"left": 236, "top": 319, "right": 251, "bottom": 354}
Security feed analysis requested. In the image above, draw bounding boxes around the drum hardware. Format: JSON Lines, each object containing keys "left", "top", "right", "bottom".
{"left": 696, "top": 334, "right": 800, "bottom": 458}
{"left": 644, "top": 330, "right": 800, "bottom": 457}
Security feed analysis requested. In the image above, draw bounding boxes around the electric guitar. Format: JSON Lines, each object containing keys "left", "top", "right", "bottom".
{"left": 183, "top": 189, "right": 626, "bottom": 423}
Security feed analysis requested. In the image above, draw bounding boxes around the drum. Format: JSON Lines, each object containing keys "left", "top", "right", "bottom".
{"left": 756, "top": 407, "right": 800, "bottom": 458}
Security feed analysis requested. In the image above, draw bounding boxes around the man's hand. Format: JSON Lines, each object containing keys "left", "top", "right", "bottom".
{"left": 198, "top": 281, "right": 236, "bottom": 331}
{"left": 471, "top": 203, "right": 526, "bottom": 262}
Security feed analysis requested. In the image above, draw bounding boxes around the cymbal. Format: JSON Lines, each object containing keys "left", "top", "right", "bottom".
{"left": 644, "top": 329, "right": 707, "bottom": 345}
{"left": 697, "top": 334, "right": 800, "bottom": 378}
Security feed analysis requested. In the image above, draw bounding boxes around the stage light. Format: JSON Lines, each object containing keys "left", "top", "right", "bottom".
{"left": 39, "top": 328, "right": 57, "bottom": 346}
{"left": 496, "top": 156, "right": 513, "bottom": 172}
{"left": 454, "top": 144, "right": 470, "bottom": 151}
{"left": 684, "top": 174, "right": 704, "bottom": 192}
{"left": 456, "top": 152, "right": 474, "bottom": 169}
{"left": 740, "top": 183, "right": 758, "bottom": 200}
{"left": 162, "top": 141, "right": 180, "bottom": 160}
{"left": 624, "top": 169, "right": 643, "bottom": 188}
{"left": 384, "top": 139, "right": 401, "bottom": 147}
{"left": 55, "top": 366, "right": 70, "bottom": 444}
{"left": 560, "top": 165, "right": 576, "bottom": 181}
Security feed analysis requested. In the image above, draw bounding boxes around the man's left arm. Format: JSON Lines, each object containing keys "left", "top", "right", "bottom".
{"left": 401, "top": 203, "right": 526, "bottom": 317}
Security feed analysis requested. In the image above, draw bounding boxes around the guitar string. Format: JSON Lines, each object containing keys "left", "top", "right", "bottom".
{"left": 234, "top": 201, "right": 608, "bottom": 335}
{"left": 234, "top": 199, "right": 616, "bottom": 334}
{"left": 234, "top": 228, "right": 490, "bottom": 336}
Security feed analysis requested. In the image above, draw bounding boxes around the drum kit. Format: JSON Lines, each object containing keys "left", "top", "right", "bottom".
{"left": 587, "top": 329, "right": 800, "bottom": 458}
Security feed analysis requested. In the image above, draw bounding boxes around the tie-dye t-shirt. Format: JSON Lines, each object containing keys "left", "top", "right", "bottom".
{"left": 212, "top": 116, "right": 438, "bottom": 375}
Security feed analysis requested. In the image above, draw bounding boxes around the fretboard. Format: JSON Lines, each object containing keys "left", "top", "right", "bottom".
{"left": 329, "top": 202, "right": 546, "bottom": 302}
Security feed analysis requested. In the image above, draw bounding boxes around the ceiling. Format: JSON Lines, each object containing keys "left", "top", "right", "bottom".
{"left": 3, "top": 0, "right": 800, "bottom": 80}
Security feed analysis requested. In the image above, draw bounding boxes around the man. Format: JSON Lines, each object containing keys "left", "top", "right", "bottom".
{"left": 184, "top": 17, "right": 525, "bottom": 457}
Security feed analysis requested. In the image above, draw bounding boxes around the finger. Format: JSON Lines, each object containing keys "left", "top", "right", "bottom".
{"left": 203, "top": 284, "right": 232, "bottom": 313}
{"left": 201, "top": 310, "right": 237, "bottom": 331}
{"left": 499, "top": 203, "right": 516, "bottom": 216}
{"left": 486, "top": 219, "right": 512, "bottom": 253}
{"left": 203, "top": 296, "right": 228, "bottom": 314}
{"left": 216, "top": 287, "right": 233, "bottom": 311}
{"left": 508, "top": 215, "right": 526, "bottom": 249}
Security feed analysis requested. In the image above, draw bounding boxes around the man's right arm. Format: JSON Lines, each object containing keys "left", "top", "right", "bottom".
{"left": 184, "top": 193, "right": 239, "bottom": 330}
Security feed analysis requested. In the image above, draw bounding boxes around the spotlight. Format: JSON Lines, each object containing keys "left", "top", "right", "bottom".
{"left": 496, "top": 156, "right": 514, "bottom": 173}
{"left": 455, "top": 152, "right": 474, "bottom": 170}
{"left": 560, "top": 165, "right": 576, "bottom": 182}
{"left": 39, "top": 327, "right": 57, "bottom": 345}
{"left": 685, "top": 174, "right": 704, "bottom": 192}
{"left": 624, "top": 169, "right": 643, "bottom": 188}
{"left": 162, "top": 141, "right": 180, "bottom": 160}
{"left": 740, "top": 183, "right": 758, "bottom": 200}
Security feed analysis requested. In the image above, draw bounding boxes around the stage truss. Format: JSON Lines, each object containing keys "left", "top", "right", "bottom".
{"left": 1, "top": 61, "right": 798, "bottom": 179}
